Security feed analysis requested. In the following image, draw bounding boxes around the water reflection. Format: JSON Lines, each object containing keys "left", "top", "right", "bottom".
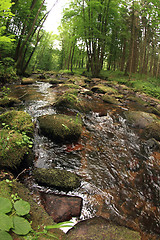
{"left": 10, "top": 81, "right": 160, "bottom": 237}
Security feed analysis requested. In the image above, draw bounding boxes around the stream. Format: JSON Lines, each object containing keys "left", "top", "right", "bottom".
{"left": 10, "top": 78, "right": 160, "bottom": 238}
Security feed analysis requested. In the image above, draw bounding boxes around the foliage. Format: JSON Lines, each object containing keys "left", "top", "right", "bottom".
{"left": 0, "top": 58, "right": 18, "bottom": 83}
{"left": 0, "top": 196, "right": 32, "bottom": 238}
{"left": 101, "top": 70, "right": 160, "bottom": 99}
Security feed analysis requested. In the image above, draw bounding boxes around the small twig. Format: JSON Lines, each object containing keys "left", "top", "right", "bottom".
{"left": 16, "top": 168, "right": 28, "bottom": 180}
{"left": 19, "top": 91, "right": 29, "bottom": 99}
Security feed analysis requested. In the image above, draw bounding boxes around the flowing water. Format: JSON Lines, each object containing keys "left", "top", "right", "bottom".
{"left": 10, "top": 80, "right": 160, "bottom": 238}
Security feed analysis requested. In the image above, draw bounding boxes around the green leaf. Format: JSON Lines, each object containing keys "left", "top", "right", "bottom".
{"left": 12, "top": 216, "right": 32, "bottom": 235}
{"left": 0, "top": 231, "right": 13, "bottom": 240}
{"left": 14, "top": 200, "right": 30, "bottom": 216}
{"left": 0, "top": 213, "right": 13, "bottom": 231}
{"left": 45, "top": 221, "right": 73, "bottom": 229}
{"left": 0, "top": 197, "right": 12, "bottom": 213}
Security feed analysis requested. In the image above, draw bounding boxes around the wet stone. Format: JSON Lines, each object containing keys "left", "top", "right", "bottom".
{"left": 124, "top": 110, "right": 158, "bottom": 129}
{"left": 33, "top": 168, "right": 81, "bottom": 191}
{"left": 38, "top": 114, "right": 82, "bottom": 143}
{"left": 67, "top": 217, "right": 141, "bottom": 240}
{"left": 41, "top": 193, "right": 83, "bottom": 223}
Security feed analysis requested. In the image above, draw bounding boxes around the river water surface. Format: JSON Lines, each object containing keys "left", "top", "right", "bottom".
{"left": 10, "top": 79, "right": 160, "bottom": 239}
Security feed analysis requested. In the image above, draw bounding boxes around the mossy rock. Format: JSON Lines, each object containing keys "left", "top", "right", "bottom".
{"left": 0, "top": 97, "right": 21, "bottom": 107}
{"left": 33, "top": 168, "right": 81, "bottom": 191}
{"left": 91, "top": 85, "right": 117, "bottom": 94}
{"left": 21, "top": 78, "right": 36, "bottom": 84}
{"left": 63, "top": 83, "right": 80, "bottom": 89}
{"left": 0, "top": 110, "right": 34, "bottom": 137}
{"left": 0, "top": 180, "right": 66, "bottom": 240}
{"left": 67, "top": 217, "right": 141, "bottom": 240}
{"left": 54, "top": 92, "right": 90, "bottom": 113}
{"left": 102, "top": 94, "right": 120, "bottom": 105}
{"left": 38, "top": 114, "right": 82, "bottom": 143}
{"left": 143, "top": 121, "right": 160, "bottom": 141}
{"left": 0, "top": 129, "right": 32, "bottom": 170}
{"left": 124, "top": 111, "right": 158, "bottom": 129}
{"left": 49, "top": 79, "right": 65, "bottom": 85}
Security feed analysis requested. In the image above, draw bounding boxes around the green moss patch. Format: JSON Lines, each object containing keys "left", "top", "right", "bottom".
{"left": 124, "top": 111, "right": 158, "bottom": 129}
{"left": 21, "top": 78, "right": 36, "bottom": 85}
{"left": 0, "top": 110, "right": 34, "bottom": 137}
{"left": 102, "top": 94, "right": 120, "bottom": 105}
{"left": 91, "top": 85, "right": 117, "bottom": 94}
{"left": 0, "top": 181, "right": 66, "bottom": 240}
{"left": 54, "top": 92, "right": 91, "bottom": 113}
{"left": 67, "top": 217, "right": 141, "bottom": 240}
{"left": 38, "top": 114, "right": 82, "bottom": 143}
{"left": 0, "top": 97, "right": 21, "bottom": 107}
{"left": 143, "top": 121, "right": 160, "bottom": 141}
{"left": 0, "top": 130, "right": 31, "bottom": 170}
{"left": 33, "top": 168, "right": 81, "bottom": 191}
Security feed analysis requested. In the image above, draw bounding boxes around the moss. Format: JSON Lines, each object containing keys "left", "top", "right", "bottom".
{"left": 63, "top": 83, "right": 80, "bottom": 89}
{"left": 67, "top": 217, "right": 141, "bottom": 240}
{"left": 102, "top": 94, "right": 119, "bottom": 105}
{"left": 124, "top": 111, "right": 158, "bottom": 129}
{"left": 0, "top": 180, "right": 66, "bottom": 240}
{"left": 0, "top": 129, "right": 31, "bottom": 170}
{"left": 21, "top": 78, "right": 36, "bottom": 84}
{"left": 54, "top": 92, "right": 91, "bottom": 113}
{"left": 38, "top": 114, "right": 82, "bottom": 143}
{"left": 49, "top": 79, "right": 65, "bottom": 84}
{"left": 0, "top": 110, "right": 34, "bottom": 137}
{"left": 0, "top": 96, "right": 21, "bottom": 107}
{"left": 91, "top": 85, "right": 117, "bottom": 94}
{"left": 143, "top": 121, "right": 160, "bottom": 141}
{"left": 55, "top": 93, "right": 79, "bottom": 108}
{"left": 33, "top": 168, "right": 81, "bottom": 191}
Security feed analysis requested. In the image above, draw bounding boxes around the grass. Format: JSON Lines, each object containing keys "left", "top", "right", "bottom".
{"left": 58, "top": 68, "right": 160, "bottom": 100}
{"left": 100, "top": 70, "right": 160, "bottom": 100}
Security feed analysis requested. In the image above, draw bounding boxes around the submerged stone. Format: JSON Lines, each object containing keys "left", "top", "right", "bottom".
{"left": 38, "top": 114, "right": 82, "bottom": 143}
{"left": 41, "top": 193, "right": 83, "bottom": 223}
{"left": 0, "top": 129, "right": 32, "bottom": 170}
{"left": 33, "top": 168, "right": 81, "bottom": 191}
{"left": 0, "top": 110, "right": 34, "bottom": 137}
{"left": 67, "top": 217, "right": 141, "bottom": 240}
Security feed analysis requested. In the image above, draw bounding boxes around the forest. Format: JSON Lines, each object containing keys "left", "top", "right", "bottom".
{"left": 0, "top": 1, "right": 160, "bottom": 240}
{"left": 0, "top": 0, "right": 159, "bottom": 80}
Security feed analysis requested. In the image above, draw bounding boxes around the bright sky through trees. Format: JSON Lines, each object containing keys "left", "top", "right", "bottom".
{"left": 44, "top": 0, "right": 69, "bottom": 33}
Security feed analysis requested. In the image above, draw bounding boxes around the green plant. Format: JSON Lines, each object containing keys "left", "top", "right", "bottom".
{"left": 0, "top": 123, "right": 33, "bottom": 150}
{"left": 27, "top": 221, "right": 73, "bottom": 240}
{"left": 1, "top": 86, "right": 11, "bottom": 97}
{"left": 0, "top": 196, "right": 32, "bottom": 239}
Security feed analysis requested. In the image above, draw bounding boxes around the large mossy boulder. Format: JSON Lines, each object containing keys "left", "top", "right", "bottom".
{"left": 38, "top": 114, "right": 82, "bottom": 143}
{"left": 91, "top": 85, "right": 117, "bottom": 94}
{"left": 0, "top": 129, "right": 32, "bottom": 170}
{"left": 0, "top": 97, "right": 21, "bottom": 107}
{"left": 21, "top": 78, "right": 36, "bottom": 85}
{"left": 54, "top": 92, "right": 90, "bottom": 113}
{"left": 124, "top": 111, "right": 158, "bottom": 129}
{"left": 0, "top": 110, "right": 34, "bottom": 137}
{"left": 33, "top": 168, "right": 81, "bottom": 191}
{"left": 0, "top": 180, "right": 66, "bottom": 240}
{"left": 102, "top": 94, "right": 120, "bottom": 105}
{"left": 67, "top": 217, "right": 141, "bottom": 240}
